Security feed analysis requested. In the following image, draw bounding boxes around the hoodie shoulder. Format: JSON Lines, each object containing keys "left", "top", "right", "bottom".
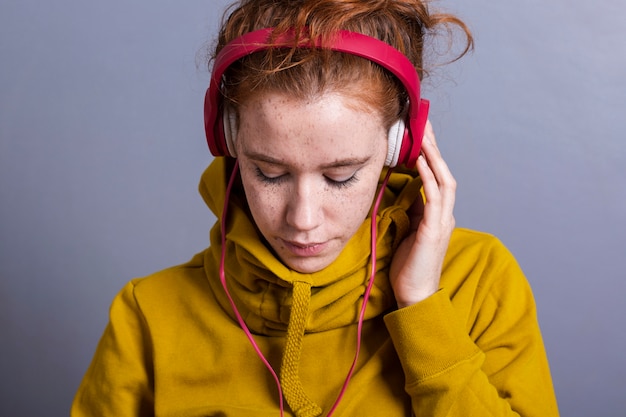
{"left": 442, "top": 228, "right": 528, "bottom": 301}
{"left": 128, "top": 251, "right": 209, "bottom": 306}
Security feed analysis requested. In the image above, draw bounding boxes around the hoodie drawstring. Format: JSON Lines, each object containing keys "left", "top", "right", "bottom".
{"left": 280, "top": 281, "right": 323, "bottom": 417}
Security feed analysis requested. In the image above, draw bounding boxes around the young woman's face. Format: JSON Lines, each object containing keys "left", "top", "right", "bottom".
{"left": 236, "top": 92, "right": 388, "bottom": 273}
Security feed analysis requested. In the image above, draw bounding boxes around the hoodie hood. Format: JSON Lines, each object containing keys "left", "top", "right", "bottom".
{"left": 199, "top": 157, "right": 422, "bottom": 336}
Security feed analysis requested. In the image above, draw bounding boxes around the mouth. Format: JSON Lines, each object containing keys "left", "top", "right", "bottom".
{"left": 280, "top": 239, "right": 328, "bottom": 257}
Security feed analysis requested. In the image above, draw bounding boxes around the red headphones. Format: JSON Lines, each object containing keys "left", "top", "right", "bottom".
{"left": 204, "top": 28, "right": 429, "bottom": 168}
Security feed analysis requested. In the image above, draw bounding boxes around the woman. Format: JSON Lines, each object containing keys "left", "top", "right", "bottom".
{"left": 72, "top": 0, "right": 559, "bottom": 416}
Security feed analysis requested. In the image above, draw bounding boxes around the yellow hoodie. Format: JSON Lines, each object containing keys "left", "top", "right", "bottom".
{"left": 71, "top": 158, "right": 559, "bottom": 416}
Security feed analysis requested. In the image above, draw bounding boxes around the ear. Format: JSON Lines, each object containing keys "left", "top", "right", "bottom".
{"left": 223, "top": 106, "right": 238, "bottom": 157}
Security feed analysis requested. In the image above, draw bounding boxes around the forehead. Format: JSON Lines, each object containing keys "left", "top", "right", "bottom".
{"left": 236, "top": 92, "right": 386, "bottom": 164}
{"left": 240, "top": 90, "right": 376, "bottom": 122}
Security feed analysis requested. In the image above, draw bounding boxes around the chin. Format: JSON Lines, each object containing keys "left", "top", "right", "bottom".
{"left": 282, "top": 255, "right": 336, "bottom": 274}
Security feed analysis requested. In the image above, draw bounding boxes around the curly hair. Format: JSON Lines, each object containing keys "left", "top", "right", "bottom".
{"left": 212, "top": 0, "right": 473, "bottom": 129}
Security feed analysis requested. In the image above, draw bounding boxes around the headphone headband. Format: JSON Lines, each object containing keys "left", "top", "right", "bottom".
{"left": 204, "top": 28, "right": 429, "bottom": 167}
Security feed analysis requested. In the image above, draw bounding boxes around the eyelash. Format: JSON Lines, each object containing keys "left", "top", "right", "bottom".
{"left": 254, "top": 168, "right": 360, "bottom": 189}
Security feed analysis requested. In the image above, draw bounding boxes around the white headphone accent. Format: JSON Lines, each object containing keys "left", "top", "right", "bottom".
{"left": 223, "top": 107, "right": 238, "bottom": 157}
{"left": 385, "top": 118, "right": 405, "bottom": 168}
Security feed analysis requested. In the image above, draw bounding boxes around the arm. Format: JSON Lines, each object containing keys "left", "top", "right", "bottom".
{"left": 387, "top": 123, "right": 559, "bottom": 416}
{"left": 385, "top": 242, "right": 559, "bottom": 416}
{"left": 71, "top": 281, "right": 154, "bottom": 417}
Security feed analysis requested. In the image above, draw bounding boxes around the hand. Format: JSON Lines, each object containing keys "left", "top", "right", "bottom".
{"left": 389, "top": 121, "right": 456, "bottom": 308}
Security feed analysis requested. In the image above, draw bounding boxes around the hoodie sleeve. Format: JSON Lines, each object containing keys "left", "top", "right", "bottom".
{"left": 71, "top": 281, "right": 154, "bottom": 417}
{"left": 383, "top": 232, "right": 559, "bottom": 416}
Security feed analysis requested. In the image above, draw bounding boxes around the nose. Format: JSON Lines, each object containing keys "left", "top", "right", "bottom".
{"left": 285, "top": 178, "right": 322, "bottom": 232}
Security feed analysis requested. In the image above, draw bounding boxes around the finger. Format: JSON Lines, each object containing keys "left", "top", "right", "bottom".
{"left": 417, "top": 138, "right": 456, "bottom": 224}
{"left": 420, "top": 130, "right": 456, "bottom": 205}
{"left": 423, "top": 119, "right": 437, "bottom": 146}
{"left": 416, "top": 154, "right": 444, "bottom": 226}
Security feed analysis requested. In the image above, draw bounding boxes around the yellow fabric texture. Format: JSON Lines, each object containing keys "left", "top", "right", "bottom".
{"left": 71, "top": 158, "right": 559, "bottom": 416}
{"left": 280, "top": 281, "right": 321, "bottom": 417}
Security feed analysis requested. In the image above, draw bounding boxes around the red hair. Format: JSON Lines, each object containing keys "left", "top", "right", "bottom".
{"left": 212, "top": 0, "right": 473, "bottom": 129}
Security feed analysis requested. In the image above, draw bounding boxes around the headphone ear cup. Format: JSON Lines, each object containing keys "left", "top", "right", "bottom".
{"left": 385, "top": 118, "right": 406, "bottom": 167}
{"left": 222, "top": 106, "right": 238, "bottom": 157}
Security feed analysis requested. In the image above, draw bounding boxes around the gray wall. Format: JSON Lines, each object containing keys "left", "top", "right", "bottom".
{"left": 1, "top": 1, "right": 624, "bottom": 416}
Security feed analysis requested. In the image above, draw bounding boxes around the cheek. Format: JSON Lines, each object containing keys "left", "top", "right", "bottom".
{"left": 334, "top": 177, "right": 381, "bottom": 232}
{"left": 239, "top": 171, "right": 285, "bottom": 233}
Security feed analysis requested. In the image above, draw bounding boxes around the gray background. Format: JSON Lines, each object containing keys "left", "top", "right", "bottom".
{"left": 1, "top": 1, "right": 624, "bottom": 416}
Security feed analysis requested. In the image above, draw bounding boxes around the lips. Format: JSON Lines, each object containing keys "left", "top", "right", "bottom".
{"left": 281, "top": 239, "right": 328, "bottom": 257}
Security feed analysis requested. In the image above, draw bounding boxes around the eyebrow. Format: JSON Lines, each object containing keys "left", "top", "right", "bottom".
{"left": 242, "top": 151, "right": 371, "bottom": 169}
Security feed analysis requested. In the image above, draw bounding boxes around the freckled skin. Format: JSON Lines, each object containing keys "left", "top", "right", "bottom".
{"left": 235, "top": 92, "right": 388, "bottom": 273}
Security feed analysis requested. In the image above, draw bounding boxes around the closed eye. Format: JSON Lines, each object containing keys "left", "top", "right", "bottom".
{"left": 254, "top": 167, "right": 287, "bottom": 185}
{"left": 324, "top": 172, "right": 360, "bottom": 189}
{"left": 254, "top": 166, "right": 361, "bottom": 189}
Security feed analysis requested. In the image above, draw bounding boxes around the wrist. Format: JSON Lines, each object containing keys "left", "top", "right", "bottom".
{"left": 395, "top": 286, "right": 440, "bottom": 309}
